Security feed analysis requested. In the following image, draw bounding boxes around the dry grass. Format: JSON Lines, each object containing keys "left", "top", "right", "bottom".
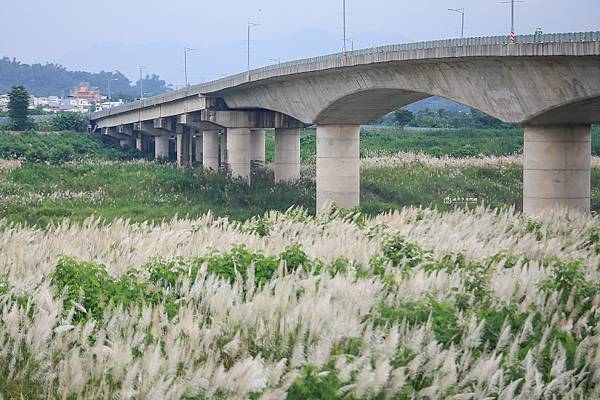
{"left": 0, "top": 206, "right": 599, "bottom": 398}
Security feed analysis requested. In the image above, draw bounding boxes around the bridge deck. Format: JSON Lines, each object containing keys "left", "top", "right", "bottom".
{"left": 90, "top": 31, "right": 600, "bottom": 122}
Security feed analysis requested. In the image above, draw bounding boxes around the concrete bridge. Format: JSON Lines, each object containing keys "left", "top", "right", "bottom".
{"left": 90, "top": 32, "right": 600, "bottom": 214}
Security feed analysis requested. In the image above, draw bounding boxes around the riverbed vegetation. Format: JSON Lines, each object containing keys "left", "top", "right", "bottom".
{"left": 1, "top": 206, "right": 600, "bottom": 398}
{"left": 1, "top": 127, "right": 600, "bottom": 398}
{"left": 1, "top": 127, "right": 600, "bottom": 226}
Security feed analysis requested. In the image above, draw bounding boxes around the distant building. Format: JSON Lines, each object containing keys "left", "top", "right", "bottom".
{"left": 0, "top": 94, "right": 9, "bottom": 112}
{"left": 32, "top": 96, "right": 48, "bottom": 108}
{"left": 47, "top": 96, "right": 61, "bottom": 110}
{"left": 95, "top": 100, "right": 124, "bottom": 111}
{"left": 70, "top": 82, "right": 102, "bottom": 103}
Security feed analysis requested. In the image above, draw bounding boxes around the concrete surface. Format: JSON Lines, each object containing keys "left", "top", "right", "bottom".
{"left": 227, "top": 128, "right": 251, "bottom": 183}
{"left": 251, "top": 129, "right": 266, "bottom": 162}
{"left": 203, "top": 130, "right": 219, "bottom": 170}
{"left": 274, "top": 128, "right": 301, "bottom": 182}
{"left": 155, "top": 136, "right": 169, "bottom": 159}
{"left": 523, "top": 124, "right": 591, "bottom": 214}
{"left": 316, "top": 125, "right": 360, "bottom": 211}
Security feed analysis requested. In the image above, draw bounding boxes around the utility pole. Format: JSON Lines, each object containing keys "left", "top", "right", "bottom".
{"left": 342, "top": 0, "right": 347, "bottom": 53}
{"left": 107, "top": 78, "right": 117, "bottom": 109}
{"left": 501, "top": 0, "right": 524, "bottom": 41}
{"left": 342, "top": 0, "right": 348, "bottom": 54}
{"left": 184, "top": 47, "right": 195, "bottom": 88}
{"left": 138, "top": 66, "right": 147, "bottom": 100}
{"left": 511, "top": 0, "right": 515, "bottom": 34}
{"left": 348, "top": 39, "right": 354, "bottom": 51}
{"left": 247, "top": 22, "right": 261, "bottom": 81}
{"left": 448, "top": 8, "right": 465, "bottom": 38}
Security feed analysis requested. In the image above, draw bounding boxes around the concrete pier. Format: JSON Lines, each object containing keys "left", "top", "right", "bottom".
{"left": 316, "top": 125, "right": 360, "bottom": 211}
{"left": 136, "top": 135, "right": 143, "bottom": 151}
{"left": 274, "top": 128, "right": 301, "bottom": 182}
{"left": 523, "top": 124, "right": 591, "bottom": 214}
{"left": 251, "top": 129, "right": 266, "bottom": 163}
{"left": 195, "top": 134, "right": 203, "bottom": 164}
{"left": 220, "top": 132, "right": 228, "bottom": 169}
{"left": 155, "top": 136, "right": 169, "bottom": 159}
{"left": 227, "top": 128, "right": 251, "bottom": 183}
{"left": 203, "top": 130, "right": 219, "bottom": 170}
{"left": 177, "top": 127, "right": 191, "bottom": 167}
{"left": 188, "top": 131, "right": 193, "bottom": 162}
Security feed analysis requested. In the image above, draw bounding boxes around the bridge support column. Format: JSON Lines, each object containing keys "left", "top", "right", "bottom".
{"left": 275, "top": 128, "right": 301, "bottom": 182}
{"left": 203, "top": 131, "right": 219, "bottom": 170}
{"left": 316, "top": 125, "right": 360, "bottom": 212}
{"left": 227, "top": 128, "right": 251, "bottom": 183}
{"left": 136, "top": 134, "right": 143, "bottom": 151}
{"left": 220, "top": 132, "right": 228, "bottom": 170}
{"left": 251, "top": 129, "right": 266, "bottom": 163}
{"left": 155, "top": 136, "right": 169, "bottom": 159}
{"left": 195, "top": 134, "right": 203, "bottom": 164}
{"left": 188, "top": 131, "right": 194, "bottom": 163}
{"left": 177, "top": 127, "right": 191, "bottom": 167}
{"left": 524, "top": 124, "right": 591, "bottom": 214}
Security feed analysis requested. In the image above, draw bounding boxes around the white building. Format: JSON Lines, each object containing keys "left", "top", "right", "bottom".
{"left": 0, "top": 94, "right": 9, "bottom": 112}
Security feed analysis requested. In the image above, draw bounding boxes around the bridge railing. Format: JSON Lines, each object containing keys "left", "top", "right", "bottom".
{"left": 249, "top": 31, "right": 600, "bottom": 74}
{"left": 200, "top": 31, "right": 600, "bottom": 89}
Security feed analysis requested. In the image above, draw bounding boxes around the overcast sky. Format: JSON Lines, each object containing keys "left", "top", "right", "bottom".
{"left": 2, "top": 0, "right": 599, "bottom": 85}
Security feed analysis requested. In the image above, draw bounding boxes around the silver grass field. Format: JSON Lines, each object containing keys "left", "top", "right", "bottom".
{"left": 0, "top": 156, "right": 599, "bottom": 399}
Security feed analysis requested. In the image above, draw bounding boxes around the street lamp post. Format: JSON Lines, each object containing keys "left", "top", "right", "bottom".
{"left": 138, "top": 66, "right": 147, "bottom": 100}
{"left": 348, "top": 39, "right": 354, "bottom": 51}
{"left": 247, "top": 22, "right": 261, "bottom": 81}
{"left": 448, "top": 8, "right": 465, "bottom": 38}
{"left": 107, "top": 78, "right": 117, "bottom": 109}
{"left": 342, "top": 0, "right": 347, "bottom": 52}
{"left": 268, "top": 58, "right": 281, "bottom": 67}
{"left": 501, "top": 0, "right": 524, "bottom": 41}
{"left": 184, "top": 47, "right": 195, "bottom": 88}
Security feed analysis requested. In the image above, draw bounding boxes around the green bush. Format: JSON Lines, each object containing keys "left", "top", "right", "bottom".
{"left": 0, "top": 130, "right": 142, "bottom": 163}
{"left": 48, "top": 112, "right": 87, "bottom": 132}
{"left": 287, "top": 365, "right": 342, "bottom": 400}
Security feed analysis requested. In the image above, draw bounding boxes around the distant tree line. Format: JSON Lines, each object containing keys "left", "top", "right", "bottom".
{"left": 0, "top": 57, "right": 171, "bottom": 98}
{"left": 374, "top": 107, "right": 518, "bottom": 129}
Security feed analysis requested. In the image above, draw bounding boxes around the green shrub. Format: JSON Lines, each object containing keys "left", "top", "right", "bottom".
{"left": 371, "top": 234, "right": 433, "bottom": 274}
{"left": 0, "top": 131, "right": 142, "bottom": 163}
{"left": 287, "top": 365, "right": 342, "bottom": 400}
{"left": 49, "top": 112, "right": 87, "bottom": 132}
{"left": 50, "top": 257, "right": 167, "bottom": 321}
{"left": 376, "top": 297, "right": 461, "bottom": 345}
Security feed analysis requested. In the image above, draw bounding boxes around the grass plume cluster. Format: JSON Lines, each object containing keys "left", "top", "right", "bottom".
{"left": 0, "top": 207, "right": 599, "bottom": 398}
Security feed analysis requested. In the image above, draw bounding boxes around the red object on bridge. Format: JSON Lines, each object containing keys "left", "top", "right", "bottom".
{"left": 510, "top": 31, "right": 516, "bottom": 43}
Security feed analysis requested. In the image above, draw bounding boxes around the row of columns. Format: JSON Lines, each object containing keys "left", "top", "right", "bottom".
{"left": 129, "top": 127, "right": 302, "bottom": 184}
{"left": 122, "top": 121, "right": 593, "bottom": 215}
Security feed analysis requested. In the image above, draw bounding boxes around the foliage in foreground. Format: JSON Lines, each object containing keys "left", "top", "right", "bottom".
{"left": 0, "top": 207, "right": 600, "bottom": 398}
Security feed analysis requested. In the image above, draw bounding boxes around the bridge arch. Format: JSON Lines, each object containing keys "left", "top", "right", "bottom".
{"left": 313, "top": 89, "right": 431, "bottom": 125}
{"left": 524, "top": 94, "right": 600, "bottom": 125}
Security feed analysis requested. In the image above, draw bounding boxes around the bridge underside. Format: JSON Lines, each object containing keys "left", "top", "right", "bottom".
{"left": 219, "top": 57, "right": 600, "bottom": 125}
{"left": 314, "top": 89, "right": 431, "bottom": 125}
{"left": 526, "top": 96, "right": 600, "bottom": 125}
